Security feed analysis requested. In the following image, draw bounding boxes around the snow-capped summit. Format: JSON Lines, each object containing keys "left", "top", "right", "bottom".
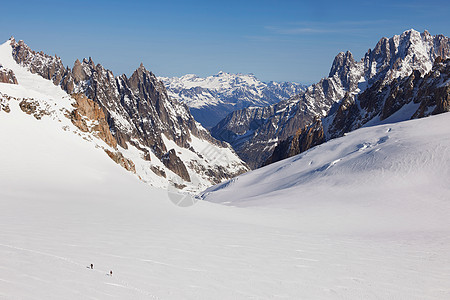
{"left": 160, "top": 72, "right": 306, "bottom": 128}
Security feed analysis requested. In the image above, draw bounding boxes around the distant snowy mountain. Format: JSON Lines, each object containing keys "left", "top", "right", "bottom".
{"left": 160, "top": 72, "right": 306, "bottom": 128}
{"left": 212, "top": 29, "right": 450, "bottom": 169}
{"left": 0, "top": 38, "right": 248, "bottom": 192}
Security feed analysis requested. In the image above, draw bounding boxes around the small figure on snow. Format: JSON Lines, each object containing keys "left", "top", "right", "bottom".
{"left": 110, "top": 270, "right": 113, "bottom": 276}
{"left": 90, "top": 263, "right": 94, "bottom": 269}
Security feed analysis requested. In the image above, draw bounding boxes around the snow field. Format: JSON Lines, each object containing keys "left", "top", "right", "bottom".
{"left": 1, "top": 103, "right": 450, "bottom": 298}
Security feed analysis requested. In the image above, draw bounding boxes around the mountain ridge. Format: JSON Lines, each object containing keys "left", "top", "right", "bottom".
{"left": 212, "top": 29, "right": 450, "bottom": 169}
{"left": 266, "top": 31, "right": 450, "bottom": 165}
{"left": 1, "top": 37, "right": 248, "bottom": 192}
{"left": 160, "top": 72, "right": 306, "bottom": 128}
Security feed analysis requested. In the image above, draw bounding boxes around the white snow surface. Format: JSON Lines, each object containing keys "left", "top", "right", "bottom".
{"left": 1, "top": 82, "right": 450, "bottom": 300}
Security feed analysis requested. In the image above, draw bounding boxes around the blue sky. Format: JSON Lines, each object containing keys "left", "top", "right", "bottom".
{"left": 1, "top": 0, "right": 450, "bottom": 83}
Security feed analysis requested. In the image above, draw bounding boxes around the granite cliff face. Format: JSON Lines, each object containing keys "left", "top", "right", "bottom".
{"left": 161, "top": 72, "right": 306, "bottom": 128}
{"left": 267, "top": 31, "right": 450, "bottom": 165}
{"left": 5, "top": 37, "right": 248, "bottom": 191}
{"left": 212, "top": 29, "right": 450, "bottom": 169}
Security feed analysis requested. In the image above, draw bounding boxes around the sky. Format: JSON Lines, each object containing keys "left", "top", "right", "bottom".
{"left": 1, "top": 0, "right": 450, "bottom": 84}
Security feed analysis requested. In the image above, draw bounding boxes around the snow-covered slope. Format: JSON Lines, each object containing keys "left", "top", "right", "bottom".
{"left": 160, "top": 72, "right": 306, "bottom": 128}
{"left": 1, "top": 95, "right": 449, "bottom": 299}
{"left": 0, "top": 38, "right": 248, "bottom": 193}
{"left": 203, "top": 112, "right": 450, "bottom": 227}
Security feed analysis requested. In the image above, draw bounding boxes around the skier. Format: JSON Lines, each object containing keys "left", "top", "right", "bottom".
{"left": 90, "top": 263, "right": 93, "bottom": 269}
{"left": 110, "top": 270, "right": 113, "bottom": 276}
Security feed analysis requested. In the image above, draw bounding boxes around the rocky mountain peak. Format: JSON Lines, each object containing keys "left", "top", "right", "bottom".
{"left": 72, "top": 59, "right": 85, "bottom": 83}
{"left": 88, "top": 57, "right": 95, "bottom": 68}
{"left": 329, "top": 51, "right": 356, "bottom": 77}
{"left": 329, "top": 50, "right": 357, "bottom": 90}
{"left": 4, "top": 37, "right": 248, "bottom": 191}
{"left": 363, "top": 29, "right": 450, "bottom": 86}
{"left": 10, "top": 38, "right": 68, "bottom": 87}
{"left": 264, "top": 30, "right": 450, "bottom": 167}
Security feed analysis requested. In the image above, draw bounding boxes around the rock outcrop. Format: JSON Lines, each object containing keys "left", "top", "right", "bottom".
{"left": 69, "top": 93, "right": 117, "bottom": 148}
{"left": 19, "top": 98, "right": 50, "bottom": 120}
{"left": 0, "top": 93, "right": 12, "bottom": 113}
{"left": 104, "top": 149, "right": 136, "bottom": 173}
{"left": 162, "top": 149, "right": 190, "bottom": 182}
{"left": 0, "top": 66, "right": 18, "bottom": 84}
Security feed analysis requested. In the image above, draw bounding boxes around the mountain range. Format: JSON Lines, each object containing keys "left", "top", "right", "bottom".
{"left": 211, "top": 29, "right": 450, "bottom": 169}
{"left": 0, "top": 37, "right": 248, "bottom": 193}
{"left": 160, "top": 72, "right": 306, "bottom": 128}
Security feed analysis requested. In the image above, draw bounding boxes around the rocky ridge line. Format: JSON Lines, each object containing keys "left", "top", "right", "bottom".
{"left": 8, "top": 37, "right": 248, "bottom": 189}
{"left": 267, "top": 56, "right": 450, "bottom": 164}
{"left": 212, "top": 29, "right": 450, "bottom": 169}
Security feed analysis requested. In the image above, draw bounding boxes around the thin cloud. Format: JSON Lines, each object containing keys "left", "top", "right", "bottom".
{"left": 244, "top": 35, "right": 277, "bottom": 42}
{"left": 265, "top": 20, "right": 394, "bottom": 36}
{"left": 244, "top": 35, "right": 296, "bottom": 43}
{"left": 265, "top": 26, "right": 337, "bottom": 35}
{"left": 288, "top": 20, "right": 392, "bottom": 27}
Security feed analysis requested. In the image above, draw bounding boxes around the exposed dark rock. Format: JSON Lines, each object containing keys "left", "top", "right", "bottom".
{"left": 0, "top": 93, "right": 12, "bottom": 113}
{"left": 0, "top": 66, "right": 18, "bottom": 84}
{"left": 19, "top": 99, "right": 50, "bottom": 120}
{"left": 265, "top": 118, "right": 324, "bottom": 166}
{"left": 104, "top": 149, "right": 136, "bottom": 173}
{"left": 150, "top": 165, "right": 166, "bottom": 178}
{"left": 162, "top": 149, "right": 191, "bottom": 182}
{"left": 69, "top": 93, "right": 117, "bottom": 148}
